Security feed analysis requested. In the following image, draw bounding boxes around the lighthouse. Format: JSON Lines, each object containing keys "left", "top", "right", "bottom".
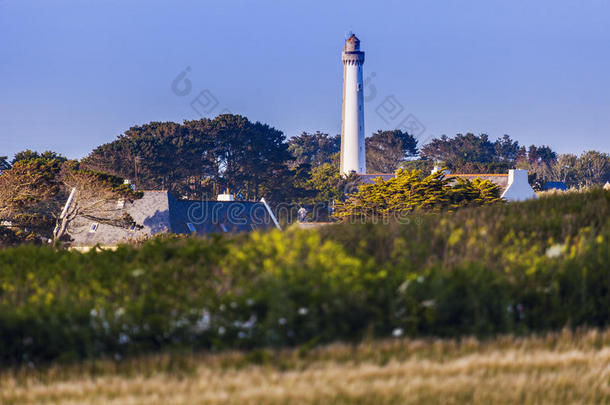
{"left": 340, "top": 33, "right": 366, "bottom": 175}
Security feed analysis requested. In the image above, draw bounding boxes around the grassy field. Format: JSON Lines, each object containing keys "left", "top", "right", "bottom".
{"left": 2, "top": 329, "right": 610, "bottom": 404}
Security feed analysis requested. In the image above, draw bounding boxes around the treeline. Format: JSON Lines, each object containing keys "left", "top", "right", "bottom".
{"left": 418, "top": 133, "right": 610, "bottom": 188}
{"left": 1, "top": 188, "right": 609, "bottom": 364}
{"left": 3, "top": 115, "right": 609, "bottom": 205}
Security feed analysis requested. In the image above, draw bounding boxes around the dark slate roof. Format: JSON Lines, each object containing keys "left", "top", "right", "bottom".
{"left": 167, "top": 194, "right": 276, "bottom": 234}
{"left": 544, "top": 182, "right": 568, "bottom": 191}
{"left": 68, "top": 191, "right": 277, "bottom": 247}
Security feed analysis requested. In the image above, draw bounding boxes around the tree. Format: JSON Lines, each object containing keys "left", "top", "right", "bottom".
{"left": 550, "top": 154, "right": 579, "bottom": 186}
{"left": 83, "top": 114, "right": 293, "bottom": 201}
{"left": 494, "top": 135, "right": 520, "bottom": 162}
{"left": 53, "top": 163, "right": 142, "bottom": 242}
{"left": 12, "top": 150, "right": 66, "bottom": 164}
{"left": 0, "top": 159, "right": 141, "bottom": 243}
{"left": 524, "top": 145, "right": 557, "bottom": 184}
{"left": 365, "top": 130, "right": 418, "bottom": 173}
{"left": 83, "top": 121, "right": 202, "bottom": 193}
{"left": 420, "top": 133, "right": 498, "bottom": 172}
{"left": 334, "top": 169, "right": 502, "bottom": 220}
{"left": 399, "top": 158, "right": 435, "bottom": 174}
{"left": 287, "top": 132, "right": 340, "bottom": 167}
{"left": 574, "top": 151, "right": 610, "bottom": 187}
{"left": 0, "top": 158, "right": 64, "bottom": 239}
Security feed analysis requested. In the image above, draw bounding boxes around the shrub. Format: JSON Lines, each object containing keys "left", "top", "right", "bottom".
{"left": 0, "top": 189, "right": 609, "bottom": 364}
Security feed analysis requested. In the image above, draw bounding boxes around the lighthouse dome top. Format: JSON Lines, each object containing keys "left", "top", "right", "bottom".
{"left": 344, "top": 34, "right": 360, "bottom": 51}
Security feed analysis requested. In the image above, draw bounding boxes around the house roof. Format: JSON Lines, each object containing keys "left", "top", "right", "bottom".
{"left": 544, "top": 182, "right": 568, "bottom": 191}
{"left": 67, "top": 191, "right": 277, "bottom": 247}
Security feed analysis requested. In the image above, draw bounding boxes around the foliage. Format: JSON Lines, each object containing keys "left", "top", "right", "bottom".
{"left": 0, "top": 158, "right": 141, "bottom": 242}
{"left": 82, "top": 115, "right": 292, "bottom": 201}
{"left": 420, "top": 133, "right": 557, "bottom": 175}
{"left": 287, "top": 132, "right": 340, "bottom": 168}
{"left": 11, "top": 150, "right": 67, "bottom": 165}
{"left": 1, "top": 189, "right": 609, "bottom": 364}
{"left": 333, "top": 169, "right": 502, "bottom": 220}
{"left": 365, "top": 130, "right": 418, "bottom": 173}
{"left": 0, "top": 158, "right": 65, "bottom": 238}
{"left": 53, "top": 163, "right": 143, "bottom": 241}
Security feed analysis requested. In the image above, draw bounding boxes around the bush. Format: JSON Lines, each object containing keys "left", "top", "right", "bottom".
{"left": 0, "top": 189, "right": 609, "bottom": 365}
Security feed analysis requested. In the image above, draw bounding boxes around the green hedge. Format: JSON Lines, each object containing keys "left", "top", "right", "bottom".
{"left": 1, "top": 189, "right": 609, "bottom": 364}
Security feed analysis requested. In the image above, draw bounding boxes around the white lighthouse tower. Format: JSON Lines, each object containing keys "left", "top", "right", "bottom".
{"left": 340, "top": 33, "right": 366, "bottom": 175}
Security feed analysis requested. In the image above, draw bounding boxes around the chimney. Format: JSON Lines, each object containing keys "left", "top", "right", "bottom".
{"left": 501, "top": 169, "right": 537, "bottom": 202}
{"left": 217, "top": 192, "right": 235, "bottom": 201}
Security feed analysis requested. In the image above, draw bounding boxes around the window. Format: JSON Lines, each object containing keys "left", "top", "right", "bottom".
{"left": 116, "top": 200, "right": 125, "bottom": 209}
{"left": 89, "top": 223, "right": 99, "bottom": 233}
{"left": 186, "top": 223, "right": 196, "bottom": 233}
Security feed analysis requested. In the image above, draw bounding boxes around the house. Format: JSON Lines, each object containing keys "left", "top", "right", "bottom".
{"left": 67, "top": 191, "right": 279, "bottom": 247}
{"left": 359, "top": 169, "right": 537, "bottom": 202}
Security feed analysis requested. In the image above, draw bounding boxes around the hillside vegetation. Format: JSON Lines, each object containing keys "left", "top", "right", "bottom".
{"left": 0, "top": 189, "right": 609, "bottom": 365}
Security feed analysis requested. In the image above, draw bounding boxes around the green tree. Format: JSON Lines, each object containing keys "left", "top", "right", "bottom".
{"left": 574, "top": 150, "right": 610, "bottom": 187}
{"left": 334, "top": 169, "right": 502, "bottom": 220}
{"left": 83, "top": 114, "right": 293, "bottom": 201}
{"left": 12, "top": 150, "right": 66, "bottom": 164}
{"left": 287, "top": 131, "right": 340, "bottom": 167}
{"left": 365, "top": 130, "right": 418, "bottom": 173}
{"left": 494, "top": 134, "right": 520, "bottom": 162}
{"left": 420, "top": 133, "right": 496, "bottom": 172}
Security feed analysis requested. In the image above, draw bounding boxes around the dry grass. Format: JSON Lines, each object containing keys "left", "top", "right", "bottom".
{"left": 2, "top": 329, "right": 610, "bottom": 404}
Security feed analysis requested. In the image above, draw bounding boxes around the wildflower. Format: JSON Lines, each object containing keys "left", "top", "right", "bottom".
{"left": 218, "top": 326, "right": 226, "bottom": 335}
{"left": 392, "top": 328, "right": 404, "bottom": 337}
{"left": 90, "top": 309, "right": 98, "bottom": 317}
{"left": 298, "top": 307, "right": 308, "bottom": 316}
{"left": 545, "top": 244, "right": 564, "bottom": 259}
{"left": 246, "top": 299, "right": 255, "bottom": 306}
{"left": 230, "top": 301, "right": 237, "bottom": 309}
{"left": 278, "top": 317, "right": 287, "bottom": 325}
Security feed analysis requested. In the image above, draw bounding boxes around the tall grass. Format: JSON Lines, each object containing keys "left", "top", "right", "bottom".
{"left": 2, "top": 329, "right": 610, "bottom": 404}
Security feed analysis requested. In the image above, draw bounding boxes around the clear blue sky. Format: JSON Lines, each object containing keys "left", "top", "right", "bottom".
{"left": 2, "top": 0, "right": 609, "bottom": 160}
